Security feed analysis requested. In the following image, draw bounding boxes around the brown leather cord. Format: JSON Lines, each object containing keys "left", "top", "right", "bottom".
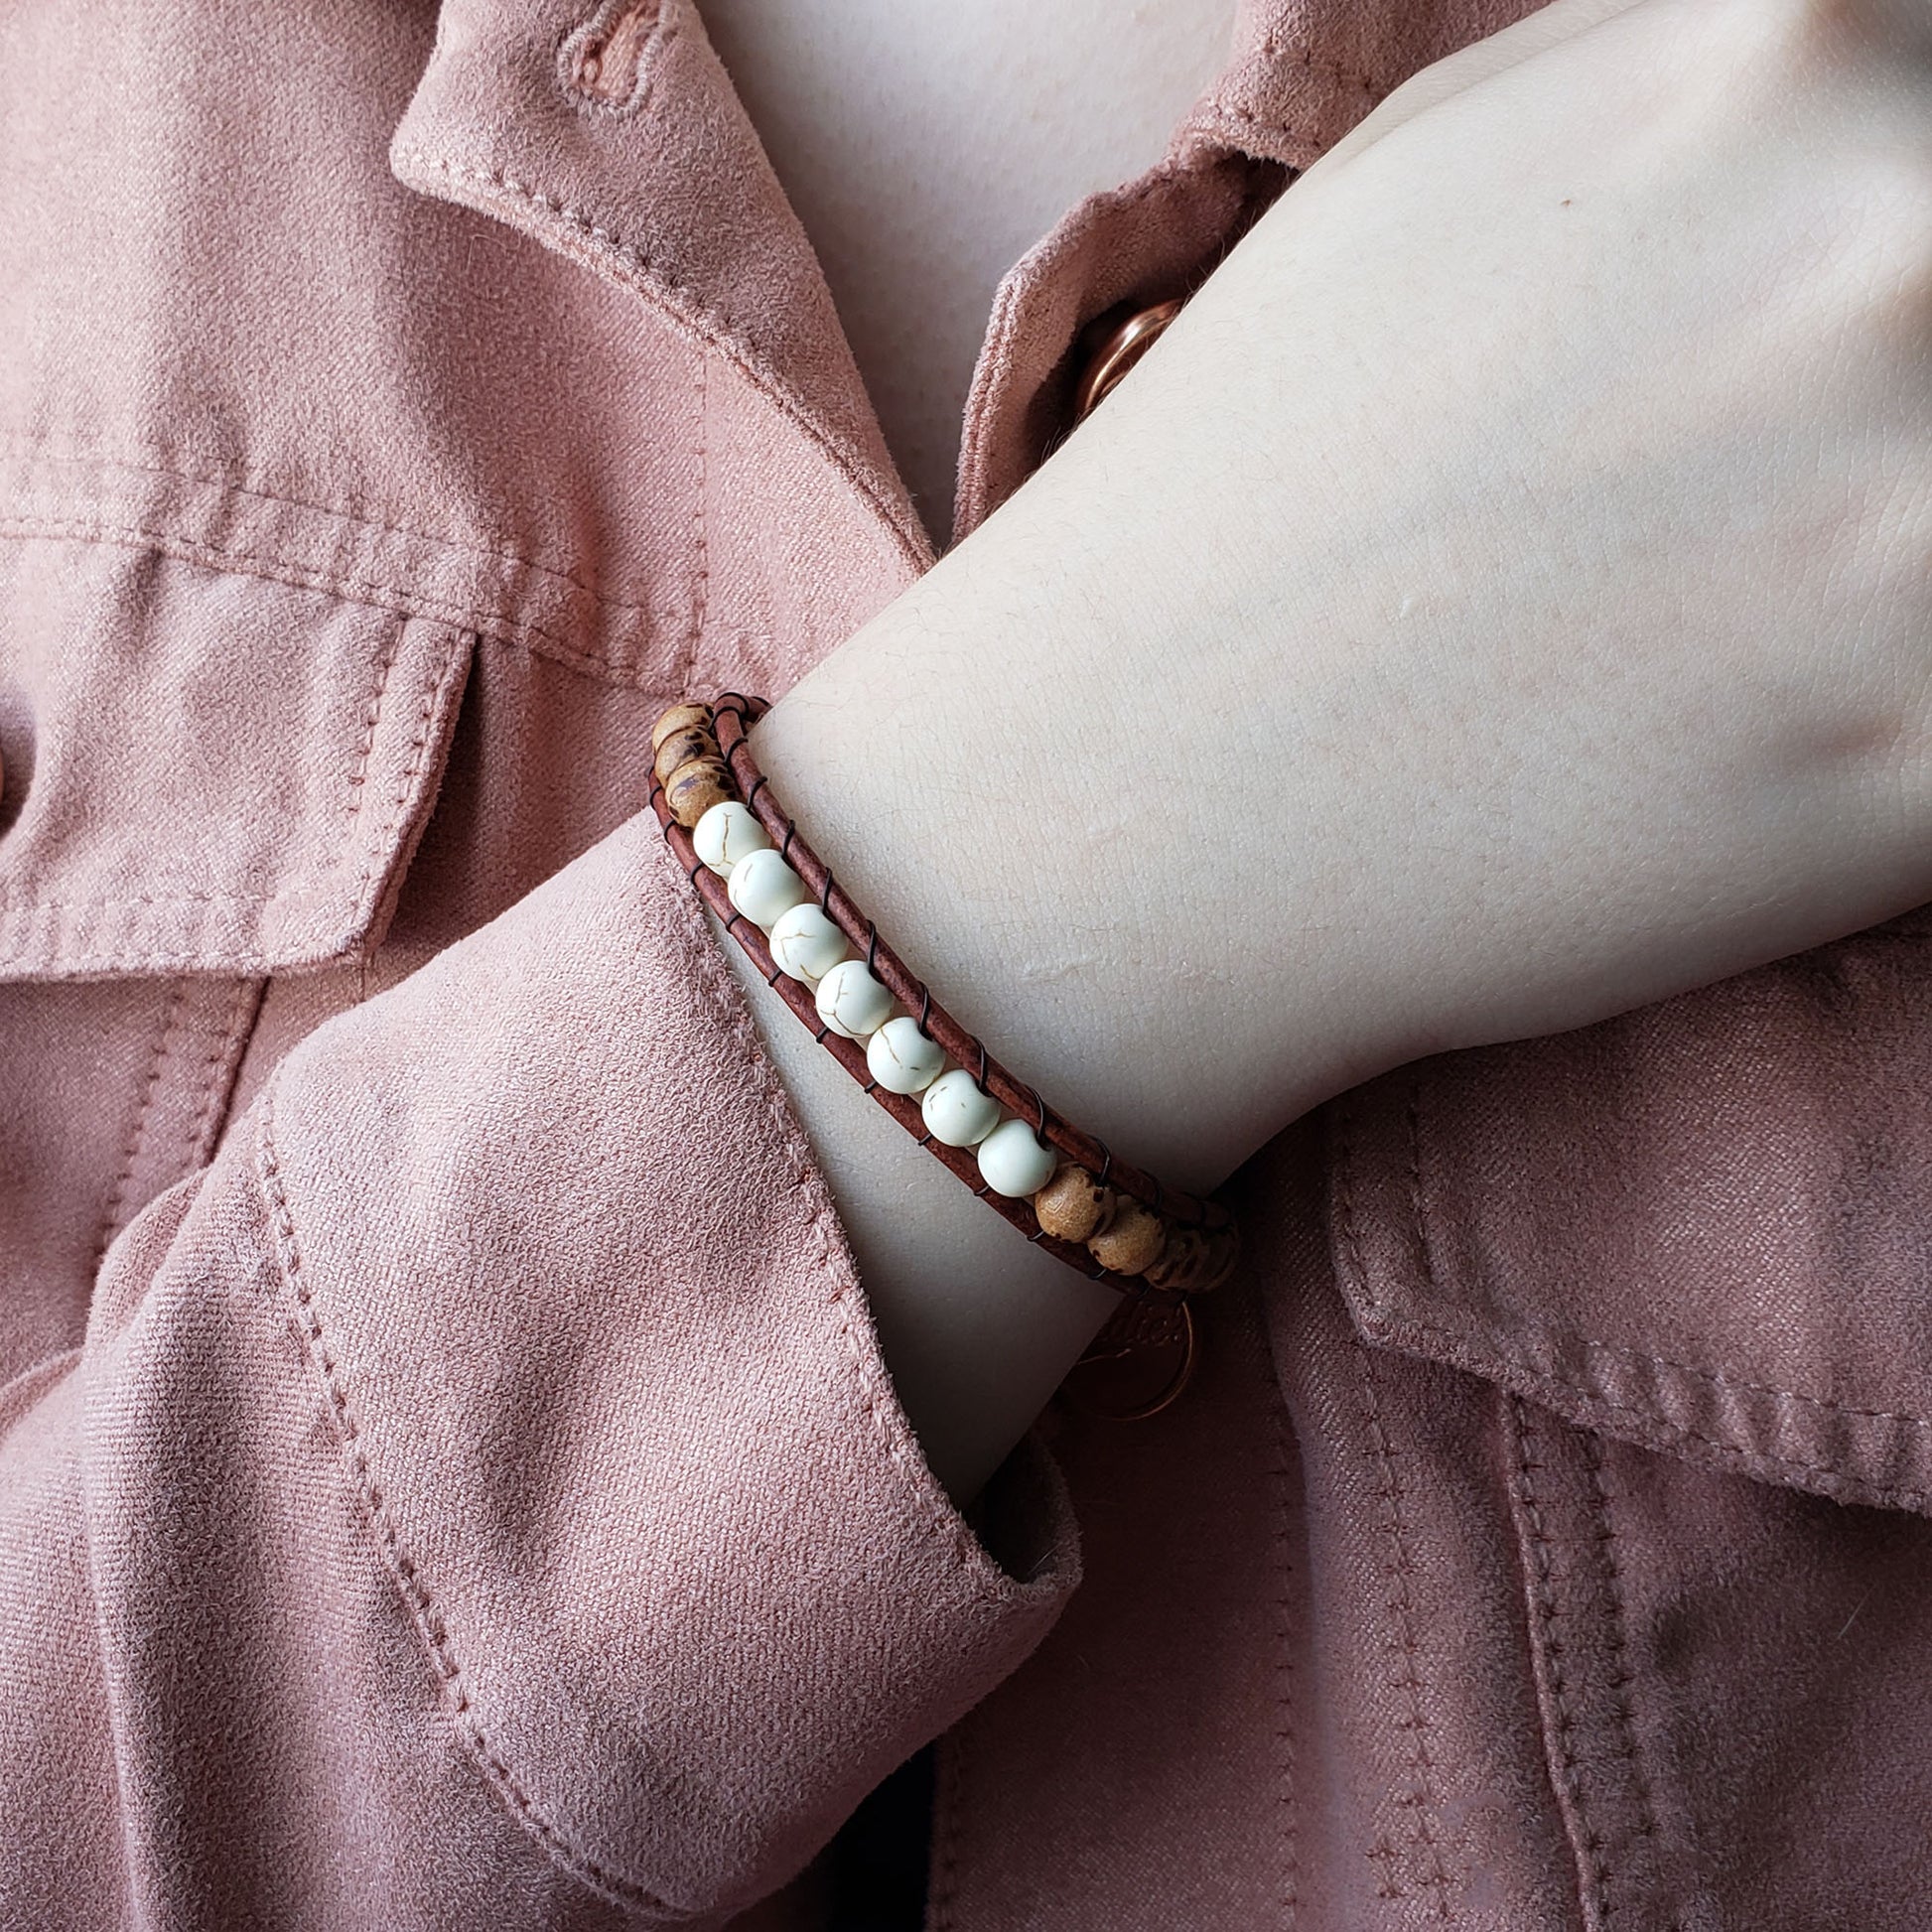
{"left": 647, "top": 696, "right": 1236, "bottom": 1298}
{"left": 708, "top": 695, "right": 1230, "bottom": 1239}
{"left": 652, "top": 769, "right": 1144, "bottom": 1292}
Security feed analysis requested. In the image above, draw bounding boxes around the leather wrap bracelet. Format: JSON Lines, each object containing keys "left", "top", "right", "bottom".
{"left": 648, "top": 695, "right": 1239, "bottom": 1300}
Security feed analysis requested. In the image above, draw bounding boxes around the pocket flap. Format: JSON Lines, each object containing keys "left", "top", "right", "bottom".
{"left": 1328, "top": 909, "right": 1932, "bottom": 1516}
{"left": 0, "top": 539, "right": 472, "bottom": 980}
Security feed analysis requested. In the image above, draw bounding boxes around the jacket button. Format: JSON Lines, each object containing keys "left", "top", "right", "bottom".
{"left": 1071, "top": 298, "right": 1184, "bottom": 422}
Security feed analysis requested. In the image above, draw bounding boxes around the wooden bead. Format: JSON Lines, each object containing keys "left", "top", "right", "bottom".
{"left": 1086, "top": 1199, "right": 1167, "bottom": 1277}
{"left": 650, "top": 703, "right": 713, "bottom": 754}
{"left": 1144, "top": 1224, "right": 1210, "bottom": 1293}
{"left": 866, "top": 1015, "right": 945, "bottom": 1094}
{"left": 727, "top": 847, "right": 810, "bottom": 928}
{"left": 1032, "top": 1165, "right": 1116, "bottom": 1244}
{"left": 767, "top": 901, "right": 848, "bottom": 985}
{"left": 666, "top": 757, "right": 733, "bottom": 828}
{"left": 977, "top": 1118, "right": 1057, "bottom": 1198}
{"left": 653, "top": 726, "right": 718, "bottom": 786}
{"left": 693, "top": 800, "right": 771, "bottom": 878}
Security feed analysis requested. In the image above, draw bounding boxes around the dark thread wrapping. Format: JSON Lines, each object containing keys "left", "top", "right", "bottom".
{"left": 652, "top": 693, "right": 1232, "bottom": 1299}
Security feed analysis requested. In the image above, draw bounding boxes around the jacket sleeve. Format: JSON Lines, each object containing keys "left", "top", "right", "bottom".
{"left": 0, "top": 811, "right": 1080, "bottom": 1931}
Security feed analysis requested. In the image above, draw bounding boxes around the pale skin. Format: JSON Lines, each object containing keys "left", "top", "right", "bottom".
{"left": 719, "top": 0, "right": 1932, "bottom": 1503}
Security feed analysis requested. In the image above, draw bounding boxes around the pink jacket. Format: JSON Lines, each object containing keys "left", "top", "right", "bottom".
{"left": 3, "top": 1, "right": 1929, "bottom": 1926}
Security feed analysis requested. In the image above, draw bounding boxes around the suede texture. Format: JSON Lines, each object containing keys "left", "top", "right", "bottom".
{"left": 1, "top": 1, "right": 1928, "bottom": 1927}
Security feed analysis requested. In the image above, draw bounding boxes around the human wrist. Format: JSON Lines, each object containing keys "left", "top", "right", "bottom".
{"left": 746, "top": 510, "right": 1379, "bottom": 1193}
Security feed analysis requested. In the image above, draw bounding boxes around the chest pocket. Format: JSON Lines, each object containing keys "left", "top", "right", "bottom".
{"left": 1329, "top": 902, "right": 1932, "bottom": 1518}
{"left": 0, "top": 535, "right": 472, "bottom": 1385}
{"left": 0, "top": 539, "right": 471, "bottom": 980}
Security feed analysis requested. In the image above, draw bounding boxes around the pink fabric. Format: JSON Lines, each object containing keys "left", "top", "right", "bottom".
{"left": 2, "top": 0, "right": 1929, "bottom": 1926}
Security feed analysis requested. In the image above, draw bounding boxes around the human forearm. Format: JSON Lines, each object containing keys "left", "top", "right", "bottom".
{"left": 731, "top": 0, "right": 1932, "bottom": 1501}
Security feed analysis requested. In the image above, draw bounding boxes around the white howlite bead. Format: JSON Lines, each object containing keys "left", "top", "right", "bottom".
{"left": 866, "top": 1016, "right": 946, "bottom": 1095}
{"left": 767, "top": 902, "right": 848, "bottom": 987}
{"left": 726, "top": 847, "right": 809, "bottom": 929}
{"left": 920, "top": 1067, "right": 1002, "bottom": 1148}
{"left": 976, "top": 1117, "right": 1058, "bottom": 1198}
{"left": 692, "top": 800, "right": 771, "bottom": 878}
{"left": 815, "top": 959, "right": 895, "bottom": 1039}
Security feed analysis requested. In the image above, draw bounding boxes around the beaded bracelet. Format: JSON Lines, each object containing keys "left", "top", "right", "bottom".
{"left": 648, "top": 697, "right": 1239, "bottom": 1299}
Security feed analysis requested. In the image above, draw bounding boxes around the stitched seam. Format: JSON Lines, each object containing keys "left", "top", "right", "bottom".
{"left": 1507, "top": 1395, "right": 1610, "bottom": 1926}
{"left": 393, "top": 148, "right": 929, "bottom": 579}
{"left": 1355, "top": 1344, "right": 1452, "bottom": 1919}
{"left": 925, "top": 1725, "right": 967, "bottom": 1932}
{"left": 1369, "top": 1297, "right": 1932, "bottom": 1434}
{"left": 1513, "top": 1367, "right": 1931, "bottom": 1508}
{"left": 91, "top": 981, "right": 188, "bottom": 1269}
{"left": 1195, "top": 37, "right": 1387, "bottom": 147}
{"left": 1262, "top": 1351, "right": 1301, "bottom": 1921}
{"left": 0, "top": 890, "right": 295, "bottom": 911}
{"left": 345, "top": 624, "right": 464, "bottom": 934}
{"left": 652, "top": 835, "right": 1024, "bottom": 1587}
{"left": 1386, "top": 1075, "right": 1932, "bottom": 1428}
{"left": 1187, "top": 104, "right": 1335, "bottom": 157}
{"left": 0, "top": 629, "right": 460, "bottom": 953}
{"left": 1391, "top": 1306, "right": 1932, "bottom": 1445}
{"left": 254, "top": 1097, "right": 682, "bottom": 1916}
{"left": 682, "top": 352, "right": 708, "bottom": 689}
{"left": 1580, "top": 1434, "right": 1661, "bottom": 1873}
{"left": 0, "top": 512, "right": 666, "bottom": 688}
{"left": 186, "top": 978, "right": 269, "bottom": 1172}
{"left": 1328, "top": 1082, "right": 1932, "bottom": 1496}
{"left": 344, "top": 621, "right": 407, "bottom": 836}
{"left": 0, "top": 946, "right": 327, "bottom": 976}
{"left": 0, "top": 432, "right": 662, "bottom": 618}
{"left": 1256, "top": 35, "right": 1387, "bottom": 91}
{"left": 1330, "top": 1096, "right": 1375, "bottom": 1321}
{"left": 1355, "top": 1290, "right": 1932, "bottom": 1504}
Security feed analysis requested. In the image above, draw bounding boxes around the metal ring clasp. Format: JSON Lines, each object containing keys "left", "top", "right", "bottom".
{"left": 1071, "top": 298, "right": 1185, "bottom": 422}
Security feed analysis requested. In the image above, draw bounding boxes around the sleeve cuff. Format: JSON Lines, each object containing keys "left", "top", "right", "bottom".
{"left": 258, "top": 812, "right": 1080, "bottom": 1924}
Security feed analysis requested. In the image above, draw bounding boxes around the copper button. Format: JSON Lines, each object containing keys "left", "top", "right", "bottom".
{"left": 1071, "top": 297, "right": 1184, "bottom": 422}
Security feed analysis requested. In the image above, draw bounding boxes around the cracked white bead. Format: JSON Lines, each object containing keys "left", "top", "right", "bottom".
{"left": 815, "top": 959, "right": 895, "bottom": 1039}
{"left": 866, "top": 1016, "right": 946, "bottom": 1095}
{"left": 920, "top": 1067, "right": 1002, "bottom": 1148}
{"left": 692, "top": 800, "right": 771, "bottom": 878}
{"left": 767, "top": 902, "right": 848, "bottom": 987}
{"left": 726, "top": 847, "right": 809, "bottom": 929}
{"left": 976, "top": 1117, "right": 1057, "bottom": 1198}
